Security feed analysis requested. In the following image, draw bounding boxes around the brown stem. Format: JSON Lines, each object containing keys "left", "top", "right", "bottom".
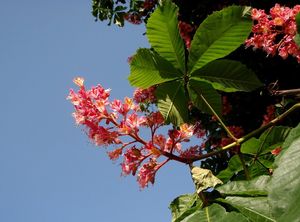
{"left": 272, "top": 88, "right": 300, "bottom": 97}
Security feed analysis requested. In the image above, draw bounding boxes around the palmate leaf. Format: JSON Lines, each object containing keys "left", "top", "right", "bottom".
{"left": 155, "top": 81, "right": 189, "bottom": 126}
{"left": 128, "top": 48, "right": 181, "bottom": 88}
{"left": 191, "top": 59, "right": 262, "bottom": 92}
{"left": 146, "top": 0, "right": 186, "bottom": 72}
{"left": 188, "top": 79, "right": 222, "bottom": 115}
{"left": 188, "top": 6, "right": 252, "bottom": 73}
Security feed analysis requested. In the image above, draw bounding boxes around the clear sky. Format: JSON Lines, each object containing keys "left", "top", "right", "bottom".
{"left": 0, "top": 1, "right": 194, "bottom": 221}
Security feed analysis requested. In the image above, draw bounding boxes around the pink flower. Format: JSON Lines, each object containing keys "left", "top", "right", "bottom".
{"left": 137, "top": 159, "right": 157, "bottom": 188}
{"left": 179, "top": 123, "right": 194, "bottom": 140}
{"left": 125, "top": 113, "right": 146, "bottom": 130}
{"left": 107, "top": 148, "right": 123, "bottom": 160}
{"left": 271, "top": 147, "right": 282, "bottom": 156}
{"left": 73, "top": 77, "right": 84, "bottom": 87}
{"left": 153, "top": 134, "right": 166, "bottom": 150}
{"left": 145, "top": 111, "right": 164, "bottom": 127}
{"left": 92, "top": 126, "right": 120, "bottom": 146}
{"left": 246, "top": 4, "right": 300, "bottom": 62}
{"left": 133, "top": 86, "right": 157, "bottom": 103}
{"left": 122, "top": 147, "right": 143, "bottom": 176}
{"left": 180, "top": 146, "right": 201, "bottom": 158}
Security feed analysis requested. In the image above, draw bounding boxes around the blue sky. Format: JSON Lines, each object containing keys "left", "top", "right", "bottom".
{"left": 0, "top": 1, "right": 194, "bottom": 221}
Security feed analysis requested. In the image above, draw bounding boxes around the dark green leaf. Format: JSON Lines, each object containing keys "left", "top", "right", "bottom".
{"left": 247, "top": 160, "right": 270, "bottom": 178}
{"left": 128, "top": 48, "right": 181, "bottom": 88}
{"left": 191, "top": 59, "right": 262, "bottom": 92}
{"left": 114, "top": 5, "right": 126, "bottom": 12}
{"left": 217, "top": 155, "right": 243, "bottom": 183}
{"left": 296, "top": 12, "right": 300, "bottom": 34}
{"left": 188, "top": 79, "right": 222, "bottom": 115}
{"left": 156, "top": 81, "right": 189, "bottom": 126}
{"left": 295, "top": 34, "right": 300, "bottom": 47}
{"left": 146, "top": 0, "right": 186, "bottom": 72}
{"left": 241, "top": 126, "right": 291, "bottom": 155}
{"left": 295, "top": 13, "right": 300, "bottom": 46}
{"left": 188, "top": 6, "right": 252, "bottom": 73}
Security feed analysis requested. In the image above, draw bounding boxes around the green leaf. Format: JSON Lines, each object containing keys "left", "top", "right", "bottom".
{"left": 156, "top": 81, "right": 189, "bottom": 126}
{"left": 181, "top": 204, "right": 248, "bottom": 222}
{"left": 217, "top": 175, "right": 270, "bottom": 197}
{"left": 240, "top": 137, "right": 261, "bottom": 155}
{"left": 296, "top": 12, "right": 300, "bottom": 34}
{"left": 268, "top": 123, "right": 300, "bottom": 220}
{"left": 169, "top": 193, "right": 202, "bottom": 222}
{"left": 191, "top": 167, "right": 223, "bottom": 194}
{"left": 219, "top": 197, "right": 274, "bottom": 222}
{"left": 295, "top": 34, "right": 300, "bottom": 47}
{"left": 188, "top": 6, "right": 252, "bottom": 72}
{"left": 216, "top": 176, "right": 275, "bottom": 222}
{"left": 146, "top": 0, "right": 185, "bottom": 72}
{"left": 241, "top": 126, "right": 291, "bottom": 155}
{"left": 191, "top": 59, "right": 262, "bottom": 92}
{"left": 217, "top": 155, "right": 243, "bottom": 183}
{"left": 247, "top": 160, "right": 270, "bottom": 178}
{"left": 282, "top": 123, "right": 300, "bottom": 150}
{"left": 188, "top": 79, "right": 222, "bottom": 115}
{"left": 295, "top": 13, "right": 300, "bottom": 46}
{"left": 128, "top": 48, "right": 181, "bottom": 88}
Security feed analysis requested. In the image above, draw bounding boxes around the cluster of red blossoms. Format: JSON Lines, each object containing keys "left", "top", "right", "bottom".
{"left": 245, "top": 4, "right": 300, "bottom": 62}
{"left": 124, "top": 0, "right": 157, "bottom": 25}
{"left": 68, "top": 77, "right": 206, "bottom": 188}
{"left": 178, "top": 21, "right": 194, "bottom": 49}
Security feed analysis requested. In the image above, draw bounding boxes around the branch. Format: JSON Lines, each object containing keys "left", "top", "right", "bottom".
{"left": 200, "top": 94, "right": 238, "bottom": 141}
{"left": 182, "top": 102, "right": 300, "bottom": 163}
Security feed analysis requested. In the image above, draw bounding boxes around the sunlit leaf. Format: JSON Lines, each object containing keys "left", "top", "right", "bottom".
{"left": 128, "top": 48, "right": 181, "bottom": 88}
{"left": 191, "top": 59, "right": 262, "bottom": 92}
{"left": 147, "top": 0, "right": 186, "bottom": 72}
{"left": 169, "top": 193, "right": 202, "bottom": 222}
{"left": 188, "top": 6, "right": 252, "bottom": 73}
{"left": 156, "top": 81, "right": 189, "bottom": 126}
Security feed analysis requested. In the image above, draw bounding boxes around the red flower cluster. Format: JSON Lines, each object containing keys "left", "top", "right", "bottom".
{"left": 220, "top": 126, "right": 244, "bottom": 148}
{"left": 261, "top": 105, "right": 276, "bottom": 126}
{"left": 245, "top": 4, "right": 300, "bottom": 62}
{"left": 133, "top": 86, "right": 157, "bottom": 103}
{"left": 143, "top": 0, "right": 157, "bottom": 11}
{"left": 68, "top": 77, "right": 203, "bottom": 188}
{"left": 124, "top": 13, "right": 142, "bottom": 25}
{"left": 178, "top": 21, "right": 194, "bottom": 49}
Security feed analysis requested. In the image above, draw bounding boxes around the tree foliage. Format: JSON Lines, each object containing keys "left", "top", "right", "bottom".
{"left": 69, "top": 1, "right": 300, "bottom": 221}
